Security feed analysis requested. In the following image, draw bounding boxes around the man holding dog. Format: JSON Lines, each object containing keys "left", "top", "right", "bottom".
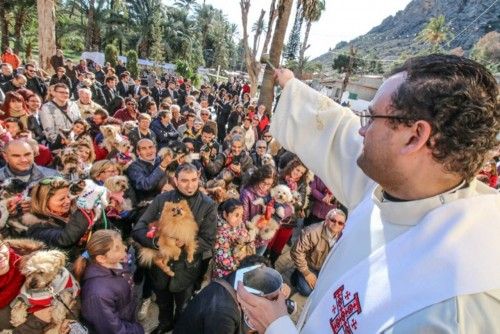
{"left": 237, "top": 55, "right": 500, "bottom": 333}
{"left": 0, "top": 140, "right": 59, "bottom": 219}
{"left": 132, "top": 163, "right": 217, "bottom": 334}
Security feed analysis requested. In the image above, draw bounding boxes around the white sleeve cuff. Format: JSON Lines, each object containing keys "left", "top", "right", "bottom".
{"left": 265, "top": 315, "right": 298, "bottom": 334}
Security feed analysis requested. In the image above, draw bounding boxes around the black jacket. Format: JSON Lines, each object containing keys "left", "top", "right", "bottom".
{"left": 27, "top": 114, "right": 46, "bottom": 144}
{"left": 26, "top": 76, "right": 48, "bottom": 99}
{"left": 173, "top": 274, "right": 241, "bottom": 334}
{"left": 117, "top": 81, "right": 132, "bottom": 98}
{"left": 49, "top": 74, "right": 72, "bottom": 92}
{"left": 25, "top": 209, "right": 105, "bottom": 261}
{"left": 102, "top": 86, "right": 123, "bottom": 115}
{"left": 132, "top": 189, "right": 217, "bottom": 289}
{"left": 137, "top": 95, "right": 154, "bottom": 114}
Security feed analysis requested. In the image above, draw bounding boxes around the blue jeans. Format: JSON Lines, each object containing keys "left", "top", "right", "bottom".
{"left": 291, "top": 268, "right": 319, "bottom": 297}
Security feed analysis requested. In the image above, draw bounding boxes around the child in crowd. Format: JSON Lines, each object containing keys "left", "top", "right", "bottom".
{"left": 213, "top": 199, "right": 253, "bottom": 278}
{"left": 73, "top": 230, "right": 143, "bottom": 334}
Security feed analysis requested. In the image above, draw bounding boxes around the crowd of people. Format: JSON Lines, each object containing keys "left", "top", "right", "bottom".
{"left": 0, "top": 47, "right": 353, "bottom": 334}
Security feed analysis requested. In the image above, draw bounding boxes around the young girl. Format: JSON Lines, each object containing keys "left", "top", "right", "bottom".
{"left": 73, "top": 230, "right": 144, "bottom": 334}
{"left": 213, "top": 199, "right": 253, "bottom": 278}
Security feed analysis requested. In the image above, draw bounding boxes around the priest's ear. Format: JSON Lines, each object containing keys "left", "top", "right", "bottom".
{"left": 400, "top": 120, "right": 432, "bottom": 155}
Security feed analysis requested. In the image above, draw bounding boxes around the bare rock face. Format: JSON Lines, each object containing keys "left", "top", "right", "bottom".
{"left": 313, "top": 0, "right": 499, "bottom": 67}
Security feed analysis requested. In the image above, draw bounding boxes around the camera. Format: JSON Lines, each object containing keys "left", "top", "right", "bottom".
{"left": 232, "top": 155, "right": 241, "bottom": 165}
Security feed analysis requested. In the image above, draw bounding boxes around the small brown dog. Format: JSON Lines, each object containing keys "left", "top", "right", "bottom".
{"left": 10, "top": 250, "right": 80, "bottom": 334}
{"left": 139, "top": 200, "right": 198, "bottom": 276}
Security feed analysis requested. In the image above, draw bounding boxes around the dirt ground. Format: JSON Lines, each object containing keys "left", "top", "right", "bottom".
{"left": 139, "top": 245, "right": 307, "bottom": 333}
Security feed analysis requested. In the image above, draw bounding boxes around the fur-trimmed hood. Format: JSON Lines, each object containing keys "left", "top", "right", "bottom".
{"left": 4, "top": 238, "right": 45, "bottom": 256}
{"left": 20, "top": 213, "right": 55, "bottom": 227}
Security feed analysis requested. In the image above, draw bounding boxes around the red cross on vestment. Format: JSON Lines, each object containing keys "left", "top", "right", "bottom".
{"left": 329, "top": 285, "right": 362, "bottom": 334}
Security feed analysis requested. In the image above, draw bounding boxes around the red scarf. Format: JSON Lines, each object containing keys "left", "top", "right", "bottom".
{"left": 0, "top": 249, "right": 25, "bottom": 308}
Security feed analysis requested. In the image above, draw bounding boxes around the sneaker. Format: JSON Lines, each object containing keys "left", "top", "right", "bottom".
{"left": 137, "top": 297, "right": 152, "bottom": 321}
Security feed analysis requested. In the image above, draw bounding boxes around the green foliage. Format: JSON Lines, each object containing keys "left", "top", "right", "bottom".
{"left": 416, "top": 15, "right": 452, "bottom": 53}
{"left": 149, "top": 11, "right": 165, "bottom": 73}
{"left": 175, "top": 59, "right": 192, "bottom": 78}
{"left": 332, "top": 53, "right": 363, "bottom": 73}
{"left": 104, "top": 44, "right": 119, "bottom": 67}
{"left": 470, "top": 31, "right": 500, "bottom": 73}
{"left": 285, "top": 3, "right": 303, "bottom": 61}
{"left": 126, "top": 50, "right": 139, "bottom": 78}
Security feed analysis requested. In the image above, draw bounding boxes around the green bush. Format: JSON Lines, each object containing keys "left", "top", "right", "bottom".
{"left": 104, "top": 44, "right": 119, "bottom": 68}
{"left": 126, "top": 50, "right": 139, "bottom": 79}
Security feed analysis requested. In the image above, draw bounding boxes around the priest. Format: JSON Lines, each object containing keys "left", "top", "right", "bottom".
{"left": 237, "top": 54, "right": 500, "bottom": 333}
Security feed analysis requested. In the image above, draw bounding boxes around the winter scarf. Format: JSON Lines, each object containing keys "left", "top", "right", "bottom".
{"left": 0, "top": 249, "right": 24, "bottom": 308}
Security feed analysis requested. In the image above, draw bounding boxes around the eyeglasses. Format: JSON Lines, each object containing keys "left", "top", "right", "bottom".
{"left": 354, "top": 110, "right": 416, "bottom": 128}
{"left": 55, "top": 90, "right": 70, "bottom": 95}
{"left": 327, "top": 218, "right": 345, "bottom": 226}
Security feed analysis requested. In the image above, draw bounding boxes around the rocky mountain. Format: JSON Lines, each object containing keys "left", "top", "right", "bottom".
{"left": 312, "top": 0, "right": 500, "bottom": 69}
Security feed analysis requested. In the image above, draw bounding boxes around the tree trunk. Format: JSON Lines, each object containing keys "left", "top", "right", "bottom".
{"left": 252, "top": 9, "right": 265, "bottom": 58}
{"left": 13, "top": 6, "right": 28, "bottom": 55}
{"left": 261, "top": 0, "right": 277, "bottom": 55}
{"left": 37, "top": 0, "right": 56, "bottom": 73}
{"left": 85, "top": 0, "right": 95, "bottom": 51}
{"left": 240, "top": 0, "right": 260, "bottom": 98}
{"left": 297, "top": 20, "right": 311, "bottom": 79}
{"left": 0, "top": 0, "right": 9, "bottom": 51}
{"left": 258, "top": 0, "right": 293, "bottom": 112}
{"left": 340, "top": 45, "right": 356, "bottom": 99}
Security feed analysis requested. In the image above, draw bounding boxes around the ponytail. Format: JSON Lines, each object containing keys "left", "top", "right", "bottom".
{"left": 73, "top": 254, "right": 89, "bottom": 282}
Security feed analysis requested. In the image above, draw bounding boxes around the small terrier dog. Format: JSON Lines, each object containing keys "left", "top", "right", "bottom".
{"left": 139, "top": 200, "right": 198, "bottom": 276}
{"left": 10, "top": 250, "right": 80, "bottom": 334}
{"left": 100, "top": 125, "right": 123, "bottom": 152}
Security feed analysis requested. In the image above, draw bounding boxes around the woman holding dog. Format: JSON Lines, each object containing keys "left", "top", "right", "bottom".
{"left": 240, "top": 165, "right": 276, "bottom": 256}
{"left": 24, "top": 177, "right": 105, "bottom": 262}
{"left": 266, "top": 158, "right": 310, "bottom": 264}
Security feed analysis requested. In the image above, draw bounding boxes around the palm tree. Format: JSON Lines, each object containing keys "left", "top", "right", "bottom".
{"left": 37, "top": 0, "right": 57, "bottom": 71}
{"left": 416, "top": 15, "right": 451, "bottom": 53}
{"left": 297, "top": 0, "right": 325, "bottom": 78}
{"left": 126, "top": 0, "right": 163, "bottom": 58}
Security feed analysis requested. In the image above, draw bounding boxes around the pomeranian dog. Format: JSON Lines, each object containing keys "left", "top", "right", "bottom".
{"left": 10, "top": 250, "right": 80, "bottom": 334}
{"left": 139, "top": 200, "right": 198, "bottom": 276}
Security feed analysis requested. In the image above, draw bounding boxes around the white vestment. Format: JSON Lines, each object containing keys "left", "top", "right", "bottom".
{"left": 267, "top": 78, "right": 500, "bottom": 334}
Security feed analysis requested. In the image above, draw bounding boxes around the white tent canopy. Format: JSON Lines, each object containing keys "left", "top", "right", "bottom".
{"left": 80, "top": 51, "right": 176, "bottom": 70}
